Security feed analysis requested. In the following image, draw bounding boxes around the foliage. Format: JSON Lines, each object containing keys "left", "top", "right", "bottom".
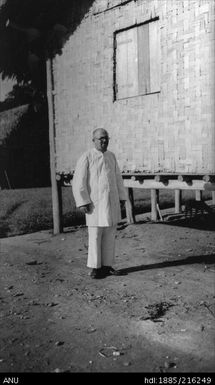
{"left": 0, "top": 1, "right": 95, "bottom": 186}
{"left": 0, "top": 102, "right": 50, "bottom": 188}
{"left": 0, "top": 83, "right": 45, "bottom": 111}
{"left": 0, "top": 0, "right": 95, "bottom": 89}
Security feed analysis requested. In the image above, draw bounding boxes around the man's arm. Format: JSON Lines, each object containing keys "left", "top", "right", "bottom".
{"left": 72, "top": 154, "right": 91, "bottom": 208}
{"left": 114, "top": 156, "right": 127, "bottom": 202}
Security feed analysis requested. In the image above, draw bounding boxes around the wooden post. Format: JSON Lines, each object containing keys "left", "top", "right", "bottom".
{"left": 129, "top": 187, "right": 135, "bottom": 223}
{"left": 212, "top": 191, "right": 215, "bottom": 205}
{"left": 156, "top": 189, "right": 159, "bottom": 205}
{"left": 175, "top": 189, "right": 182, "bottom": 213}
{"left": 156, "top": 189, "right": 163, "bottom": 220}
{"left": 151, "top": 189, "right": 158, "bottom": 221}
{"left": 57, "top": 179, "right": 63, "bottom": 233}
{"left": 195, "top": 190, "right": 202, "bottom": 201}
{"left": 125, "top": 187, "right": 135, "bottom": 224}
{"left": 46, "top": 58, "right": 63, "bottom": 234}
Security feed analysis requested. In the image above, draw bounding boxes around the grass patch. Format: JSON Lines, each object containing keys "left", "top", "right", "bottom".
{"left": 0, "top": 187, "right": 212, "bottom": 238}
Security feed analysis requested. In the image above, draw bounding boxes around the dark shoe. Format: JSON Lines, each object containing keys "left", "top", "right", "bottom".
{"left": 102, "top": 266, "right": 122, "bottom": 276}
{"left": 89, "top": 268, "right": 103, "bottom": 279}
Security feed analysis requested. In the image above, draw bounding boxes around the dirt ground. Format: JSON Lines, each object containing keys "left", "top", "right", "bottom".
{"left": 0, "top": 209, "right": 215, "bottom": 374}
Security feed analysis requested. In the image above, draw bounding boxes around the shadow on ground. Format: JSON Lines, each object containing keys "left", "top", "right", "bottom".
{"left": 133, "top": 211, "right": 215, "bottom": 231}
{"left": 118, "top": 254, "right": 215, "bottom": 275}
{"left": 161, "top": 213, "right": 215, "bottom": 231}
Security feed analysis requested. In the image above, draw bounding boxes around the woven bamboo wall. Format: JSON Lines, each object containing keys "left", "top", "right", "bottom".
{"left": 53, "top": 0, "right": 215, "bottom": 174}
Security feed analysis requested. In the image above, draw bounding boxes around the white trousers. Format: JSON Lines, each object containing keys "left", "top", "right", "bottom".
{"left": 87, "top": 226, "right": 117, "bottom": 269}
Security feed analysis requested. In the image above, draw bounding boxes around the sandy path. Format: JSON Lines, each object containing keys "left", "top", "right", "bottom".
{"left": 0, "top": 213, "right": 215, "bottom": 373}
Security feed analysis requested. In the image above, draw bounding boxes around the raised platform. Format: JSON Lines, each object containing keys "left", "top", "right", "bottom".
{"left": 57, "top": 172, "right": 215, "bottom": 224}
{"left": 123, "top": 173, "right": 215, "bottom": 191}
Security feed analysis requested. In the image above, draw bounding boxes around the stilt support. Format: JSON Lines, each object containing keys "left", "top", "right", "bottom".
{"left": 125, "top": 188, "right": 135, "bottom": 224}
{"left": 212, "top": 191, "right": 215, "bottom": 205}
{"left": 195, "top": 190, "right": 202, "bottom": 201}
{"left": 57, "top": 180, "right": 63, "bottom": 233}
{"left": 175, "top": 189, "right": 182, "bottom": 213}
{"left": 151, "top": 189, "right": 158, "bottom": 221}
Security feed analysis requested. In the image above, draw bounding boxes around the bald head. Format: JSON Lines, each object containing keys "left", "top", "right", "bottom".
{"left": 92, "top": 128, "right": 109, "bottom": 153}
{"left": 92, "top": 128, "right": 109, "bottom": 140}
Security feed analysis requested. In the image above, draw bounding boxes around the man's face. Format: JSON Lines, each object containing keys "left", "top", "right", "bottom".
{"left": 93, "top": 130, "right": 109, "bottom": 153}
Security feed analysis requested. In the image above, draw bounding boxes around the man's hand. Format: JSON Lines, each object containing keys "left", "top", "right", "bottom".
{"left": 79, "top": 204, "right": 91, "bottom": 214}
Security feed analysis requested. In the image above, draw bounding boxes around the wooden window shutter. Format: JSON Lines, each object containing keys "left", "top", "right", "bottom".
{"left": 115, "top": 19, "right": 160, "bottom": 99}
{"left": 149, "top": 20, "right": 160, "bottom": 93}
{"left": 115, "top": 28, "right": 138, "bottom": 99}
{"left": 137, "top": 24, "right": 150, "bottom": 95}
{"left": 137, "top": 21, "right": 160, "bottom": 94}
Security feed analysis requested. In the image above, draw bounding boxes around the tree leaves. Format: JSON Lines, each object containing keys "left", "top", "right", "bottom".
{"left": 0, "top": 0, "right": 95, "bottom": 86}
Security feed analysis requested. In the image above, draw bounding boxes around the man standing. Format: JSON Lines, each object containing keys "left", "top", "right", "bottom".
{"left": 72, "top": 128, "right": 127, "bottom": 279}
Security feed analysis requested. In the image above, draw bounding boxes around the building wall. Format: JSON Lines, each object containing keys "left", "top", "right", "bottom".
{"left": 53, "top": 0, "right": 215, "bottom": 174}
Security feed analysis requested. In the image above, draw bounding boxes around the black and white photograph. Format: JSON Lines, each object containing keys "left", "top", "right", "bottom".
{"left": 0, "top": 0, "right": 215, "bottom": 377}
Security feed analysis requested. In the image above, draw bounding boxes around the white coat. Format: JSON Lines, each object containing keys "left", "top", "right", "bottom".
{"left": 72, "top": 148, "right": 127, "bottom": 227}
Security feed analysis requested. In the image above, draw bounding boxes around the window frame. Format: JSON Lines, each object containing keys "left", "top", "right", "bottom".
{"left": 113, "top": 17, "right": 160, "bottom": 101}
